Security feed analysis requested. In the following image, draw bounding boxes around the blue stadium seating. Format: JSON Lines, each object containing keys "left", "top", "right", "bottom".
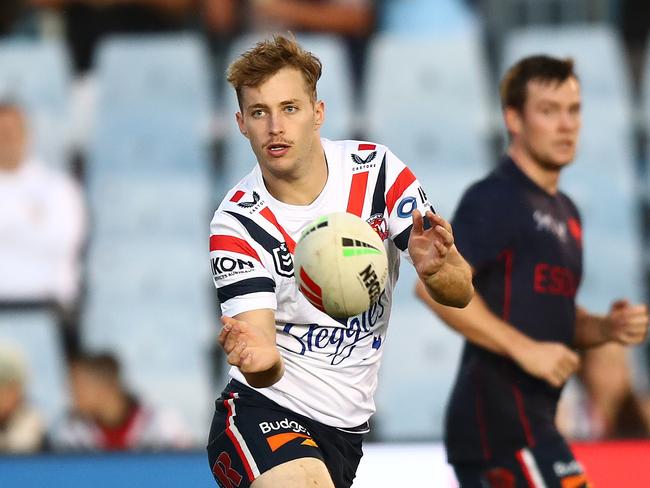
{"left": 0, "top": 310, "right": 67, "bottom": 426}
{"left": 363, "top": 30, "right": 493, "bottom": 218}
{"left": 0, "top": 39, "right": 72, "bottom": 169}
{"left": 363, "top": 30, "right": 491, "bottom": 438}
{"left": 83, "top": 34, "right": 216, "bottom": 441}
{"left": 379, "top": 0, "right": 479, "bottom": 35}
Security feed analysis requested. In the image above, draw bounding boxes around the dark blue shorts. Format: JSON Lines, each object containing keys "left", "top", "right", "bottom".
{"left": 452, "top": 437, "right": 591, "bottom": 488}
{"left": 206, "top": 380, "right": 365, "bottom": 488}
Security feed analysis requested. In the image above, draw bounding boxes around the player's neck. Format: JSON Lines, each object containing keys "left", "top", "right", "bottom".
{"left": 261, "top": 141, "right": 328, "bottom": 205}
{"left": 508, "top": 146, "right": 561, "bottom": 195}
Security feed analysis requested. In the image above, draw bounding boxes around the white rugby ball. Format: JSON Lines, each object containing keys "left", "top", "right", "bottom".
{"left": 294, "top": 212, "right": 388, "bottom": 318}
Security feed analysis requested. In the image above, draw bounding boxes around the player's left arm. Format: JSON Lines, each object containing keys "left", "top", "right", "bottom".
{"left": 408, "top": 209, "right": 473, "bottom": 308}
{"left": 574, "top": 300, "right": 649, "bottom": 349}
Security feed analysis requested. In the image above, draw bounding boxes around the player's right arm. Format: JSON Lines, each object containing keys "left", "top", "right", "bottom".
{"left": 219, "top": 309, "right": 284, "bottom": 388}
{"left": 415, "top": 281, "right": 580, "bottom": 388}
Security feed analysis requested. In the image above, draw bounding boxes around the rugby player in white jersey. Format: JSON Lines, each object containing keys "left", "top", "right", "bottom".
{"left": 207, "top": 35, "right": 473, "bottom": 488}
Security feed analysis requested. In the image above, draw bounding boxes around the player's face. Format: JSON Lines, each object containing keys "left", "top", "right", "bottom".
{"left": 510, "top": 77, "right": 581, "bottom": 170}
{"left": 236, "top": 67, "right": 324, "bottom": 179}
{"left": 0, "top": 107, "right": 27, "bottom": 171}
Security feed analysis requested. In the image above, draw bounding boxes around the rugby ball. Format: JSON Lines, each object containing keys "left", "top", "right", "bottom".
{"left": 294, "top": 212, "right": 388, "bottom": 318}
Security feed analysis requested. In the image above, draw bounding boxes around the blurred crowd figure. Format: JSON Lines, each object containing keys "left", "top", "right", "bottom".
{"left": 0, "top": 343, "right": 46, "bottom": 453}
{"left": 558, "top": 344, "right": 650, "bottom": 440}
{"left": 51, "top": 351, "right": 192, "bottom": 451}
{"left": 31, "top": 0, "right": 195, "bottom": 75}
{"left": 0, "top": 99, "right": 86, "bottom": 357}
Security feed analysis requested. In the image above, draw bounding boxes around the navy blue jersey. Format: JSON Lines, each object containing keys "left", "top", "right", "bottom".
{"left": 445, "top": 157, "right": 583, "bottom": 464}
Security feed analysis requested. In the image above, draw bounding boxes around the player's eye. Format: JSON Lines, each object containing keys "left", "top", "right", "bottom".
{"left": 285, "top": 105, "right": 298, "bottom": 113}
{"left": 251, "top": 109, "right": 265, "bottom": 118}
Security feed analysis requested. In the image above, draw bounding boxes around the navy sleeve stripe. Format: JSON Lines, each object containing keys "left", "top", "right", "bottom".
{"left": 217, "top": 277, "right": 275, "bottom": 303}
{"left": 225, "top": 211, "right": 282, "bottom": 255}
{"left": 393, "top": 224, "right": 412, "bottom": 251}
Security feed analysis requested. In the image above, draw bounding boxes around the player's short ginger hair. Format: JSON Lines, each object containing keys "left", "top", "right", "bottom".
{"left": 227, "top": 34, "right": 322, "bottom": 110}
{"left": 500, "top": 55, "right": 578, "bottom": 113}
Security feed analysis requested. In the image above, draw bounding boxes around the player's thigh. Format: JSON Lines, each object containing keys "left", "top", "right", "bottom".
{"left": 251, "top": 457, "right": 335, "bottom": 488}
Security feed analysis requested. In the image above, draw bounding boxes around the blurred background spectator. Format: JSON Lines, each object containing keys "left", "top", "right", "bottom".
{"left": 0, "top": 99, "right": 86, "bottom": 357}
{"left": 30, "top": 0, "right": 196, "bottom": 75}
{"left": 0, "top": 342, "right": 46, "bottom": 453}
{"left": 51, "top": 351, "right": 192, "bottom": 451}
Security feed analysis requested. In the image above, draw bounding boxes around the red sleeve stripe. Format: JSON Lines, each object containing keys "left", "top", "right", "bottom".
{"left": 260, "top": 207, "right": 296, "bottom": 253}
{"left": 386, "top": 166, "right": 416, "bottom": 214}
{"left": 358, "top": 143, "right": 376, "bottom": 151}
{"left": 210, "top": 235, "right": 261, "bottom": 262}
{"left": 299, "top": 267, "right": 322, "bottom": 298}
{"left": 230, "top": 190, "right": 245, "bottom": 203}
{"left": 346, "top": 171, "right": 369, "bottom": 217}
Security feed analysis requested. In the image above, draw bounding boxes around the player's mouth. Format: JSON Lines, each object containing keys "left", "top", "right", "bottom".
{"left": 266, "top": 142, "right": 291, "bottom": 158}
{"left": 555, "top": 140, "right": 575, "bottom": 151}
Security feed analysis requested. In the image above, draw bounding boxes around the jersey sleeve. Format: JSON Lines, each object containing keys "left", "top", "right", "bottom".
{"left": 209, "top": 211, "right": 277, "bottom": 317}
{"left": 451, "top": 181, "right": 516, "bottom": 270}
{"left": 383, "top": 148, "right": 435, "bottom": 260}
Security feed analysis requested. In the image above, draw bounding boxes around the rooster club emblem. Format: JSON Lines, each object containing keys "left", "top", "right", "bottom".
{"left": 366, "top": 213, "right": 389, "bottom": 241}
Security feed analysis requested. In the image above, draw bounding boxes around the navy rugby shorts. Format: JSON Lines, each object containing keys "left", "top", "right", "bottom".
{"left": 207, "top": 379, "right": 365, "bottom": 488}
{"left": 452, "top": 436, "right": 591, "bottom": 488}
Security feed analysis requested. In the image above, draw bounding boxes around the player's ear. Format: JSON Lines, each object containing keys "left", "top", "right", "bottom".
{"left": 236, "top": 112, "right": 249, "bottom": 138}
{"left": 313, "top": 100, "right": 325, "bottom": 131}
{"left": 504, "top": 106, "right": 522, "bottom": 137}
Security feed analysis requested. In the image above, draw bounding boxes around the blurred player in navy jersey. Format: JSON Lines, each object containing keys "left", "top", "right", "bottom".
{"left": 207, "top": 35, "right": 472, "bottom": 488}
{"left": 416, "top": 55, "right": 649, "bottom": 487}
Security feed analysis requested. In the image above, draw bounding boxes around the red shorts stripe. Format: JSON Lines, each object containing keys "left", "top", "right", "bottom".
{"left": 515, "top": 450, "right": 539, "bottom": 488}
{"left": 347, "top": 171, "right": 369, "bottom": 216}
{"left": 223, "top": 396, "right": 256, "bottom": 482}
{"left": 386, "top": 166, "right": 416, "bottom": 214}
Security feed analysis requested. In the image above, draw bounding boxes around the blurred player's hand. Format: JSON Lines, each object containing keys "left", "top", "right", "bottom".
{"left": 219, "top": 316, "right": 283, "bottom": 379}
{"left": 408, "top": 209, "right": 453, "bottom": 280}
{"left": 512, "top": 340, "right": 580, "bottom": 388}
{"left": 607, "top": 300, "right": 649, "bottom": 345}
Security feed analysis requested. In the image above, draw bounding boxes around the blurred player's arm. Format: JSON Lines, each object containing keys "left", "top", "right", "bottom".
{"left": 219, "top": 309, "right": 284, "bottom": 388}
{"left": 408, "top": 209, "right": 473, "bottom": 308}
{"left": 416, "top": 281, "right": 580, "bottom": 388}
{"left": 574, "top": 301, "right": 648, "bottom": 349}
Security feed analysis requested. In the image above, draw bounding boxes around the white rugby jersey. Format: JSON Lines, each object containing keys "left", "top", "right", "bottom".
{"left": 209, "top": 138, "right": 435, "bottom": 428}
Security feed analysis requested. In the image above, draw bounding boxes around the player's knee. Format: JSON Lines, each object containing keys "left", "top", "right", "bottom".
{"left": 251, "top": 458, "right": 335, "bottom": 488}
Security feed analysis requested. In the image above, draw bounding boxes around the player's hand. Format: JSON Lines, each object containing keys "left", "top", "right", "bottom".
{"left": 408, "top": 209, "right": 454, "bottom": 280}
{"left": 512, "top": 340, "right": 580, "bottom": 388}
{"left": 219, "top": 316, "right": 282, "bottom": 375}
{"left": 607, "top": 300, "right": 649, "bottom": 345}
